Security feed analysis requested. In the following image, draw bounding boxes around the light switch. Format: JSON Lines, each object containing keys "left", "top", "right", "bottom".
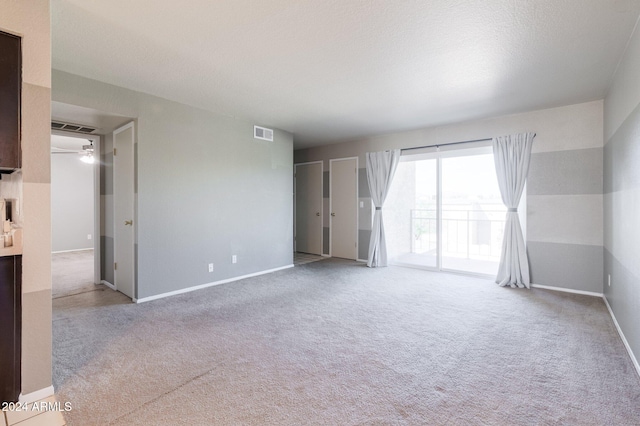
{"left": 359, "top": 201, "right": 364, "bottom": 208}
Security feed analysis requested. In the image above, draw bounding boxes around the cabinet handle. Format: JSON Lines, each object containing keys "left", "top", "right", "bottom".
{"left": 331, "top": 213, "right": 335, "bottom": 217}
{"left": 316, "top": 212, "right": 320, "bottom": 216}
{"left": 125, "top": 220, "right": 133, "bottom": 226}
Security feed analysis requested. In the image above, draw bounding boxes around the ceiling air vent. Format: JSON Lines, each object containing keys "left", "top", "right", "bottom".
{"left": 51, "top": 121, "right": 98, "bottom": 134}
{"left": 254, "top": 125, "right": 274, "bottom": 141}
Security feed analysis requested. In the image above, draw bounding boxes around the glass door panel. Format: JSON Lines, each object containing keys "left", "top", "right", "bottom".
{"left": 440, "top": 151, "right": 505, "bottom": 275}
{"left": 386, "top": 157, "right": 437, "bottom": 268}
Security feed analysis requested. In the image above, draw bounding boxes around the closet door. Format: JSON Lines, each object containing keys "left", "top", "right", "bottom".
{"left": 330, "top": 158, "right": 358, "bottom": 260}
{"left": 295, "top": 162, "right": 323, "bottom": 255}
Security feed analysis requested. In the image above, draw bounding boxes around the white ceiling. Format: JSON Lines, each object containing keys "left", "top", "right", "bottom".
{"left": 52, "top": 0, "right": 640, "bottom": 149}
{"left": 51, "top": 134, "right": 93, "bottom": 152}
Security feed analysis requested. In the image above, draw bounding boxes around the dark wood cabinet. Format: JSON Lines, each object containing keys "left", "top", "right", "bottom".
{"left": 0, "top": 31, "right": 21, "bottom": 171}
{"left": 0, "top": 255, "right": 21, "bottom": 403}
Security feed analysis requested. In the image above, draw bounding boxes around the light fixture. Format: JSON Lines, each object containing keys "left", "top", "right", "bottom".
{"left": 80, "top": 140, "right": 95, "bottom": 164}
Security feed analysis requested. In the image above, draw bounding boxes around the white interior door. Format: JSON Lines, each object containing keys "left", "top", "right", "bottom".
{"left": 295, "top": 162, "right": 323, "bottom": 255}
{"left": 330, "top": 158, "right": 358, "bottom": 260}
{"left": 113, "top": 122, "right": 135, "bottom": 299}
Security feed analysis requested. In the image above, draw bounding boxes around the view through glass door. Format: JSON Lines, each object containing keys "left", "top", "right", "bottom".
{"left": 386, "top": 146, "right": 507, "bottom": 276}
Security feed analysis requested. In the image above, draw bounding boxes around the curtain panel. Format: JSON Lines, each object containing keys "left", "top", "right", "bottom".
{"left": 366, "top": 149, "right": 401, "bottom": 267}
{"left": 492, "top": 132, "right": 535, "bottom": 288}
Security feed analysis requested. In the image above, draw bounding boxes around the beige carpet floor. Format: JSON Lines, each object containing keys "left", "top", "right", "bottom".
{"left": 53, "top": 259, "right": 640, "bottom": 425}
{"left": 52, "top": 249, "right": 96, "bottom": 299}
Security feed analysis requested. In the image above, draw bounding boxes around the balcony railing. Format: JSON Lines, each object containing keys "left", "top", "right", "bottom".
{"left": 410, "top": 208, "right": 506, "bottom": 261}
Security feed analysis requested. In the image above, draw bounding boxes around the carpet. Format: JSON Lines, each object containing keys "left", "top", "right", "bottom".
{"left": 53, "top": 259, "right": 640, "bottom": 425}
{"left": 52, "top": 249, "right": 96, "bottom": 299}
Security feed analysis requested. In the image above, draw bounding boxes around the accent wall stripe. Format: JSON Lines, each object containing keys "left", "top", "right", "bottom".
{"left": 528, "top": 241, "right": 603, "bottom": 293}
{"left": 527, "top": 194, "right": 603, "bottom": 246}
{"left": 358, "top": 167, "right": 370, "bottom": 198}
{"left": 101, "top": 235, "right": 114, "bottom": 283}
{"left": 358, "top": 198, "right": 372, "bottom": 231}
{"left": 323, "top": 226, "right": 329, "bottom": 255}
{"left": 323, "top": 171, "right": 329, "bottom": 198}
{"left": 604, "top": 100, "right": 640, "bottom": 193}
{"left": 604, "top": 248, "right": 640, "bottom": 363}
{"left": 21, "top": 289, "right": 52, "bottom": 394}
{"left": 358, "top": 229, "right": 371, "bottom": 260}
{"left": 603, "top": 189, "right": 640, "bottom": 275}
{"left": 527, "top": 148, "right": 603, "bottom": 195}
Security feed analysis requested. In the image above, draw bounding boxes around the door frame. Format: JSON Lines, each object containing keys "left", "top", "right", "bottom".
{"left": 329, "top": 156, "right": 359, "bottom": 259}
{"left": 294, "top": 161, "right": 323, "bottom": 255}
{"left": 50, "top": 130, "right": 101, "bottom": 286}
{"left": 113, "top": 121, "right": 136, "bottom": 300}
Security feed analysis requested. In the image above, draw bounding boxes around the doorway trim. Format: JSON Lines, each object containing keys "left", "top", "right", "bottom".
{"left": 51, "top": 129, "right": 101, "bottom": 286}
{"left": 329, "top": 156, "right": 359, "bottom": 259}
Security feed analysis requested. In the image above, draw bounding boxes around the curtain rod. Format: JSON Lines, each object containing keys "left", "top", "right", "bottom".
{"left": 400, "top": 137, "right": 493, "bottom": 152}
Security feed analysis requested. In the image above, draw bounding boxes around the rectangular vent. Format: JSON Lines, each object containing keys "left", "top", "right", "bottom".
{"left": 51, "top": 121, "right": 98, "bottom": 134}
{"left": 254, "top": 125, "right": 273, "bottom": 141}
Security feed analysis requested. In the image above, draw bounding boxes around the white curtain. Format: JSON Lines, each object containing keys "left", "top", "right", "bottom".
{"left": 366, "top": 149, "right": 401, "bottom": 267}
{"left": 493, "top": 133, "right": 535, "bottom": 288}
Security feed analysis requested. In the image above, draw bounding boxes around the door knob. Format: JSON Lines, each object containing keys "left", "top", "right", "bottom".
{"left": 125, "top": 220, "right": 133, "bottom": 226}
{"left": 331, "top": 213, "right": 335, "bottom": 217}
{"left": 316, "top": 212, "right": 320, "bottom": 216}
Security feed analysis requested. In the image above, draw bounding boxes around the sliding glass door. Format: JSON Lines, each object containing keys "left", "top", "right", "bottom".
{"left": 386, "top": 145, "right": 508, "bottom": 276}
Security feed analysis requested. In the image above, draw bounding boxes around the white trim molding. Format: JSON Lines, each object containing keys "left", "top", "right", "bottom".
{"left": 101, "top": 280, "right": 116, "bottom": 291}
{"left": 531, "top": 284, "right": 603, "bottom": 298}
{"left": 19, "top": 386, "right": 55, "bottom": 404}
{"left": 603, "top": 296, "right": 640, "bottom": 378}
{"left": 135, "top": 264, "right": 294, "bottom": 303}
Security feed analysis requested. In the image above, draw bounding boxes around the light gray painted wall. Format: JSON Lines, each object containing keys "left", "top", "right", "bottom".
{"left": 603, "top": 22, "right": 640, "bottom": 368}
{"left": 295, "top": 100, "right": 604, "bottom": 293}
{"left": 53, "top": 70, "right": 293, "bottom": 299}
{"left": 51, "top": 152, "right": 94, "bottom": 252}
{"left": 100, "top": 132, "right": 114, "bottom": 284}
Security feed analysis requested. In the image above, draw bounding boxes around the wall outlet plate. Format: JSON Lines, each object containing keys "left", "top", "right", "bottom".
{"left": 208, "top": 263, "right": 214, "bottom": 272}
{"left": 232, "top": 255, "right": 237, "bottom": 264}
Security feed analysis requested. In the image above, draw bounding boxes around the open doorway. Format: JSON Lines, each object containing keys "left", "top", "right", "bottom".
{"left": 50, "top": 133, "right": 100, "bottom": 298}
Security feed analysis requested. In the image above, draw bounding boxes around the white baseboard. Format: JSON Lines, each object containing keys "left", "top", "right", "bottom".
{"left": 101, "top": 280, "right": 116, "bottom": 290}
{"left": 19, "top": 386, "right": 54, "bottom": 404}
{"left": 135, "top": 264, "right": 294, "bottom": 304}
{"left": 321, "top": 254, "right": 331, "bottom": 257}
{"left": 531, "top": 284, "right": 603, "bottom": 297}
{"left": 603, "top": 296, "right": 640, "bottom": 379}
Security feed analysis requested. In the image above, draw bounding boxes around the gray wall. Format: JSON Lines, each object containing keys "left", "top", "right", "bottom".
{"left": 603, "top": 22, "right": 640, "bottom": 368}
{"left": 100, "top": 132, "right": 115, "bottom": 284}
{"left": 295, "top": 100, "right": 604, "bottom": 293}
{"left": 53, "top": 70, "right": 293, "bottom": 300}
{"left": 51, "top": 152, "right": 94, "bottom": 252}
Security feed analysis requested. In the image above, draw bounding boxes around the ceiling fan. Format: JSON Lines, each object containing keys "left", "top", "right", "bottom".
{"left": 51, "top": 140, "right": 95, "bottom": 164}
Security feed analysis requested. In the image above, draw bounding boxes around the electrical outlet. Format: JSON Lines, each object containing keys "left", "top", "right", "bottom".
{"left": 608, "top": 274, "right": 611, "bottom": 287}
{"left": 87, "top": 234, "right": 92, "bottom": 240}
{"left": 232, "top": 255, "right": 237, "bottom": 264}
{"left": 208, "top": 263, "right": 214, "bottom": 273}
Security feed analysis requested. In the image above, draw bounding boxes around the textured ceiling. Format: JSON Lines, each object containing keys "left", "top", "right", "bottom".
{"left": 52, "top": 0, "right": 640, "bottom": 149}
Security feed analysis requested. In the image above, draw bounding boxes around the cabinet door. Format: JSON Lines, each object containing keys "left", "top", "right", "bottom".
{"left": 0, "top": 256, "right": 21, "bottom": 403}
{"left": 0, "top": 31, "right": 21, "bottom": 170}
